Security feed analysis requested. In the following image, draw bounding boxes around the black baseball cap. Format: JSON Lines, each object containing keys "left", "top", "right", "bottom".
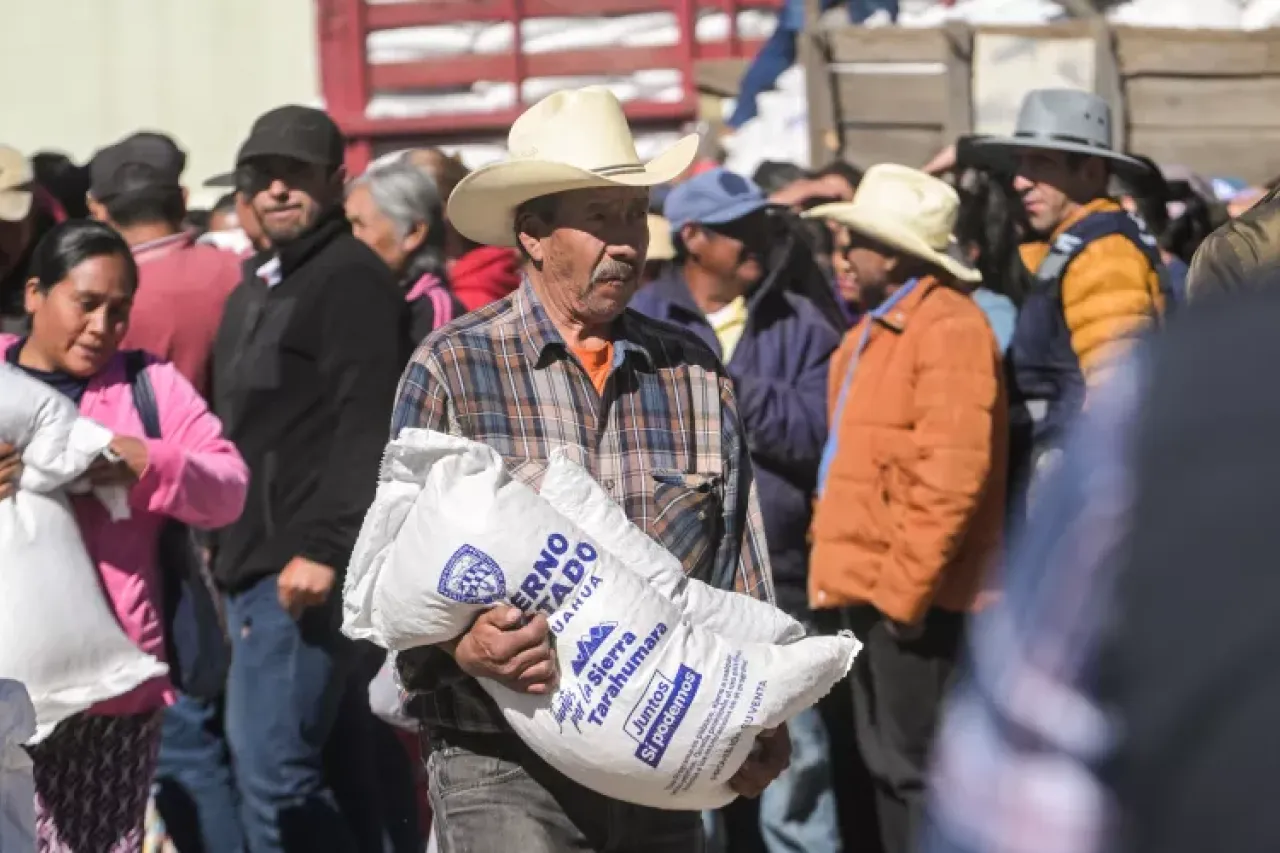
{"left": 89, "top": 132, "right": 186, "bottom": 201}
{"left": 236, "top": 105, "right": 345, "bottom": 169}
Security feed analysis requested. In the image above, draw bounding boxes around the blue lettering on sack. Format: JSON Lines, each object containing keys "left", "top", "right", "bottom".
{"left": 633, "top": 665, "right": 702, "bottom": 768}
{"left": 437, "top": 545, "right": 506, "bottom": 605}
{"left": 585, "top": 623, "right": 668, "bottom": 726}
{"left": 570, "top": 622, "right": 618, "bottom": 676}
{"left": 510, "top": 535, "right": 599, "bottom": 618}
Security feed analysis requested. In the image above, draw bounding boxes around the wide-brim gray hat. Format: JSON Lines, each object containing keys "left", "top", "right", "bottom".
{"left": 966, "top": 88, "right": 1150, "bottom": 179}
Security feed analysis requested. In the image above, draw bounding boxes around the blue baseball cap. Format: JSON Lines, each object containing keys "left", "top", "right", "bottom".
{"left": 663, "top": 167, "right": 769, "bottom": 234}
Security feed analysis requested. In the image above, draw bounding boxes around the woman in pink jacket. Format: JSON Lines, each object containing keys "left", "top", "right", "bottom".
{"left": 0, "top": 219, "right": 248, "bottom": 853}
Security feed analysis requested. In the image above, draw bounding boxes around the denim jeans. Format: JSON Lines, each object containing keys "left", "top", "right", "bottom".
{"left": 154, "top": 693, "right": 246, "bottom": 853}
{"left": 759, "top": 706, "right": 842, "bottom": 853}
{"left": 728, "top": 0, "right": 901, "bottom": 128}
{"left": 427, "top": 729, "right": 705, "bottom": 852}
{"left": 223, "top": 574, "right": 361, "bottom": 853}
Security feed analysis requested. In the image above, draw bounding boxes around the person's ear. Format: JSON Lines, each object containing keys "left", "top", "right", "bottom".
{"left": 86, "top": 196, "right": 108, "bottom": 224}
{"left": 516, "top": 210, "right": 550, "bottom": 269}
{"left": 680, "top": 223, "right": 704, "bottom": 255}
{"left": 24, "top": 278, "right": 45, "bottom": 315}
{"left": 402, "top": 220, "right": 428, "bottom": 257}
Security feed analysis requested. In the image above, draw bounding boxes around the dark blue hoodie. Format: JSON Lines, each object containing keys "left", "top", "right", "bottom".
{"left": 630, "top": 269, "right": 842, "bottom": 614}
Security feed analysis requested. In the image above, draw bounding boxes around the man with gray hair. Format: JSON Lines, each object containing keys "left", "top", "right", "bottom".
{"left": 392, "top": 87, "right": 791, "bottom": 851}
{"left": 346, "top": 151, "right": 464, "bottom": 343}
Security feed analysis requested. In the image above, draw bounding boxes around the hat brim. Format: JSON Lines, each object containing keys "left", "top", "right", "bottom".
{"left": 805, "top": 202, "right": 982, "bottom": 284}
{"left": 448, "top": 134, "right": 700, "bottom": 248}
{"left": 203, "top": 171, "right": 236, "bottom": 188}
{"left": 0, "top": 189, "right": 33, "bottom": 223}
{"left": 965, "top": 135, "right": 1150, "bottom": 179}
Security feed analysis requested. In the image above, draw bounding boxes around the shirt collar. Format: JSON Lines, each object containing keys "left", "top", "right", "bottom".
{"left": 131, "top": 230, "right": 193, "bottom": 261}
{"left": 515, "top": 278, "right": 653, "bottom": 370}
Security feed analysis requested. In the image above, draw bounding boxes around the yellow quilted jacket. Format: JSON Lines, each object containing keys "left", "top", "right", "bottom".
{"left": 1019, "top": 199, "right": 1165, "bottom": 388}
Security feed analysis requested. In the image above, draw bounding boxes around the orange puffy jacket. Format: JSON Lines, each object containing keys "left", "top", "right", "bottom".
{"left": 809, "top": 277, "right": 1008, "bottom": 624}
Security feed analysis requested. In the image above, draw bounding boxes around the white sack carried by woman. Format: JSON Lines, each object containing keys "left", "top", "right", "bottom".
{"left": 343, "top": 429, "right": 859, "bottom": 809}
{"left": 0, "top": 363, "right": 167, "bottom": 742}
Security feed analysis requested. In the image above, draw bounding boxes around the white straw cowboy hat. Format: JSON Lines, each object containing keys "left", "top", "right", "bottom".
{"left": 965, "top": 88, "right": 1149, "bottom": 178}
{"left": 447, "top": 87, "right": 699, "bottom": 247}
{"left": 804, "top": 163, "right": 981, "bottom": 284}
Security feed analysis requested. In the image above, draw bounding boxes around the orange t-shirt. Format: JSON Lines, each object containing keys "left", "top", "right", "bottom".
{"left": 570, "top": 342, "right": 614, "bottom": 394}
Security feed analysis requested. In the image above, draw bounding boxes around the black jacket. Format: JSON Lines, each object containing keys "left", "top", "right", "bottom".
{"left": 211, "top": 209, "right": 409, "bottom": 592}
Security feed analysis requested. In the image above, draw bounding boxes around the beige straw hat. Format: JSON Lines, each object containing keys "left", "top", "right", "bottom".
{"left": 447, "top": 87, "right": 699, "bottom": 248}
{"left": 804, "top": 163, "right": 980, "bottom": 284}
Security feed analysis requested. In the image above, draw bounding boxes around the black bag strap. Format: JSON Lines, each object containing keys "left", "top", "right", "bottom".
{"left": 124, "top": 351, "right": 162, "bottom": 440}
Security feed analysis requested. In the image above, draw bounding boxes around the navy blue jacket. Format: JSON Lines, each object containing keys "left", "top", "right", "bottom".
{"left": 630, "top": 270, "right": 841, "bottom": 614}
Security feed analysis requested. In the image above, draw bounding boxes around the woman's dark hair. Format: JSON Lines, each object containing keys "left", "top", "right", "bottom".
{"left": 29, "top": 219, "right": 139, "bottom": 296}
{"left": 31, "top": 151, "right": 91, "bottom": 219}
{"left": 954, "top": 169, "right": 1030, "bottom": 306}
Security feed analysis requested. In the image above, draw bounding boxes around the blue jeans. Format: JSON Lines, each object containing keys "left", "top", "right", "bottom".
{"left": 154, "top": 693, "right": 246, "bottom": 853}
{"left": 702, "top": 707, "right": 842, "bottom": 853}
{"left": 759, "top": 706, "right": 842, "bottom": 853}
{"left": 223, "top": 574, "right": 360, "bottom": 853}
{"left": 728, "top": 0, "right": 901, "bottom": 128}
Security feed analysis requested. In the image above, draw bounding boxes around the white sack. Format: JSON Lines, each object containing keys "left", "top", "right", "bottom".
{"left": 344, "top": 429, "right": 859, "bottom": 809}
{"left": 538, "top": 450, "right": 805, "bottom": 645}
{"left": 0, "top": 363, "right": 168, "bottom": 742}
{"left": 0, "top": 680, "right": 35, "bottom": 853}
{"left": 368, "top": 654, "right": 417, "bottom": 733}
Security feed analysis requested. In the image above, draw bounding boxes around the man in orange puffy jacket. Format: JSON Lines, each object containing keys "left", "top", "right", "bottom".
{"left": 968, "top": 90, "right": 1167, "bottom": 460}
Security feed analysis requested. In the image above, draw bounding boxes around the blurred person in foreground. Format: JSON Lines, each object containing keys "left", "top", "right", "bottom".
{"left": 88, "top": 132, "right": 242, "bottom": 398}
{"left": 405, "top": 147, "right": 522, "bottom": 311}
{"left": 1, "top": 146, "right": 65, "bottom": 334}
{"left": 345, "top": 151, "right": 464, "bottom": 344}
{"left": 393, "top": 87, "right": 787, "bottom": 852}
{"left": 965, "top": 90, "right": 1168, "bottom": 467}
{"left": 211, "top": 105, "right": 408, "bottom": 853}
{"left": 804, "top": 164, "right": 1007, "bottom": 853}
{"left": 631, "top": 167, "right": 843, "bottom": 853}
{"left": 1, "top": 220, "right": 247, "bottom": 853}
{"left": 924, "top": 277, "right": 1280, "bottom": 853}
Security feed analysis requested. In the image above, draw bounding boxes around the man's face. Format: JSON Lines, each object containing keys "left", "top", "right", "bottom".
{"left": 524, "top": 186, "right": 649, "bottom": 324}
{"left": 684, "top": 210, "right": 769, "bottom": 295}
{"left": 1013, "top": 149, "right": 1101, "bottom": 235}
{"left": 0, "top": 212, "right": 35, "bottom": 281}
{"left": 842, "top": 231, "right": 896, "bottom": 310}
{"left": 238, "top": 156, "right": 339, "bottom": 245}
{"left": 829, "top": 223, "right": 860, "bottom": 307}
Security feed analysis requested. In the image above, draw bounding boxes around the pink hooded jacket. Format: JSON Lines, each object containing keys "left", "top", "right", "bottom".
{"left": 2, "top": 335, "right": 249, "bottom": 715}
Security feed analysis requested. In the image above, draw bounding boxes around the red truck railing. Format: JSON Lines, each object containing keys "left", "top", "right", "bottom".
{"left": 316, "top": 0, "right": 781, "bottom": 172}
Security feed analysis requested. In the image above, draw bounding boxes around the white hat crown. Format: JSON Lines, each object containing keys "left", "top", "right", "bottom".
{"left": 853, "top": 164, "right": 960, "bottom": 252}
{"left": 506, "top": 87, "right": 644, "bottom": 178}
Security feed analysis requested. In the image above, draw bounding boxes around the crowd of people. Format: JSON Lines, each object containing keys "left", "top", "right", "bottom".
{"left": 0, "top": 73, "right": 1274, "bottom": 853}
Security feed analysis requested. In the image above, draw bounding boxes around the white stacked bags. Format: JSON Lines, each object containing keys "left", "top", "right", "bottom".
{"left": 0, "top": 362, "right": 167, "bottom": 742}
{"left": 344, "top": 429, "right": 859, "bottom": 809}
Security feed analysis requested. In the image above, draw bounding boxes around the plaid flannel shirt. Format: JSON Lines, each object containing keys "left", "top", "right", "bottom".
{"left": 390, "top": 280, "right": 775, "bottom": 734}
{"left": 923, "top": 354, "right": 1145, "bottom": 853}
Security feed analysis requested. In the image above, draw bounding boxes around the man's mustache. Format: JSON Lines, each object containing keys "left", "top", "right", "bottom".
{"left": 592, "top": 259, "right": 637, "bottom": 283}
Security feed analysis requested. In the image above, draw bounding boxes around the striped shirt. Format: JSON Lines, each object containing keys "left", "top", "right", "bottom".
{"left": 391, "top": 279, "right": 775, "bottom": 734}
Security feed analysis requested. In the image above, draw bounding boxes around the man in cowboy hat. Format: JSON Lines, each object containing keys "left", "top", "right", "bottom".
{"left": 966, "top": 88, "right": 1168, "bottom": 463}
{"left": 803, "top": 163, "right": 1008, "bottom": 853}
{"left": 391, "top": 86, "right": 790, "bottom": 851}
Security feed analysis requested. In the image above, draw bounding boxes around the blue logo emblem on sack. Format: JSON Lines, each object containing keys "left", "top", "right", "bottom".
{"left": 570, "top": 622, "right": 617, "bottom": 675}
{"left": 438, "top": 545, "right": 506, "bottom": 605}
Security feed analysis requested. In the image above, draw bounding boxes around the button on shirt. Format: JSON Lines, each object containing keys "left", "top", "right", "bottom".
{"left": 391, "top": 280, "right": 775, "bottom": 734}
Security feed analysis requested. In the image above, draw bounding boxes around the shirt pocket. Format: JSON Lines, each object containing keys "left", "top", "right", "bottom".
{"left": 648, "top": 469, "right": 724, "bottom": 583}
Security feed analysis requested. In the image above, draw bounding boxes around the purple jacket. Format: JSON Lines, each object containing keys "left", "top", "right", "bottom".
{"left": 629, "top": 271, "right": 840, "bottom": 613}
